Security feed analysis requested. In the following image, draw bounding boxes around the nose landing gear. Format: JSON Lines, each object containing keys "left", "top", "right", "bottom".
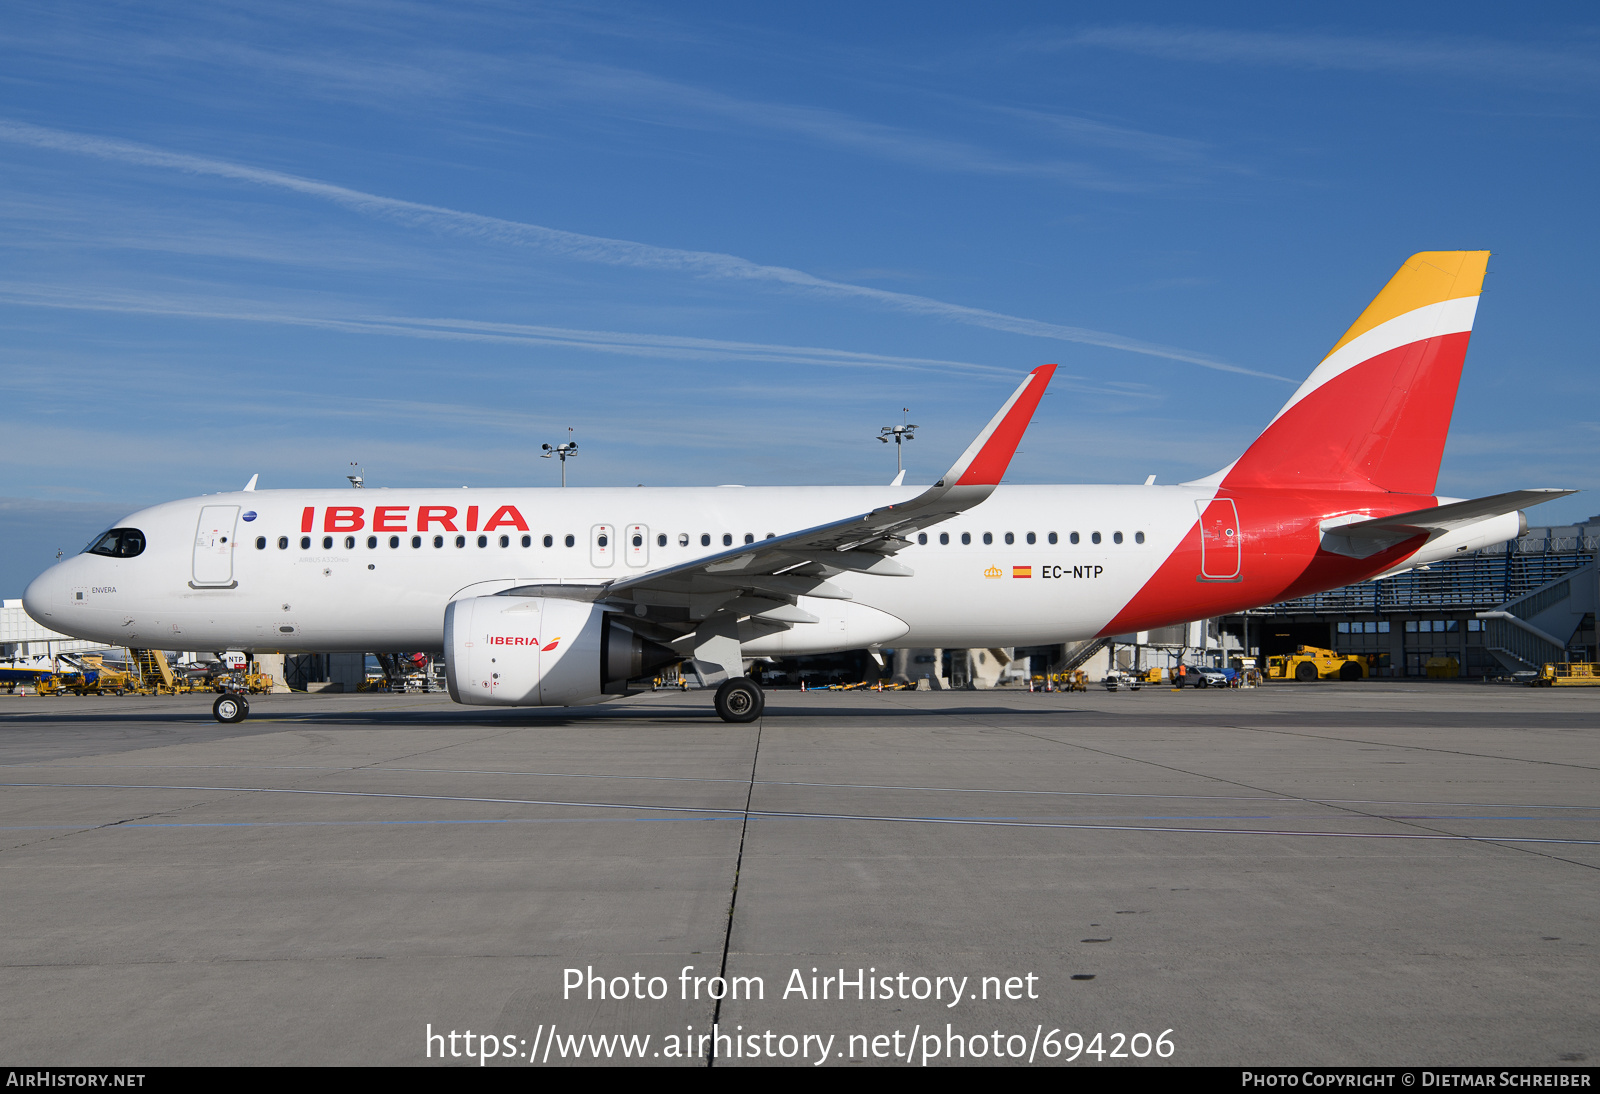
{"left": 713, "top": 677, "right": 764, "bottom": 723}
{"left": 212, "top": 693, "right": 249, "bottom": 723}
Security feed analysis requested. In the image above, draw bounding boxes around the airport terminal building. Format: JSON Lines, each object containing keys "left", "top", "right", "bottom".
{"left": 1225, "top": 516, "right": 1600, "bottom": 677}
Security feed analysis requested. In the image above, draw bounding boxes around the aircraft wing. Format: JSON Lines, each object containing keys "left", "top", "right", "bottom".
{"left": 1320, "top": 488, "right": 1574, "bottom": 559}
{"left": 595, "top": 364, "right": 1056, "bottom": 608}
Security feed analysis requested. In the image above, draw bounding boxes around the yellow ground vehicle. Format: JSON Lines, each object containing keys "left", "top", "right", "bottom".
{"left": 1535, "top": 663, "right": 1600, "bottom": 686}
{"left": 129, "top": 649, "right": 204, "bottom": 694}
{"left": 1266, "top": 645, "right": 1367, "bottom": 682}
{"left": 1424, "top": 656, "right": 1460, "bottom": 679}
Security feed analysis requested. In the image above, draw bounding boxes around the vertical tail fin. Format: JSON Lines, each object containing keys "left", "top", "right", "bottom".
{"left": 1220, "top": 251, "right": 1489, "bottom": 494}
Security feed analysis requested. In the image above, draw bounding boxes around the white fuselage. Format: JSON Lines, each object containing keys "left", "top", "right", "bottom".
{"left": 24, "top": 484, "right": 1217, "bottom": 655}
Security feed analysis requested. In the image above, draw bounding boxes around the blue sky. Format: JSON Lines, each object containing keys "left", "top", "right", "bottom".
{"left": 4, "top": 1, "right": 1599, "bottom": 593}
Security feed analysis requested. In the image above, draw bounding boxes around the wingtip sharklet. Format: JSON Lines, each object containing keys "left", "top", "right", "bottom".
{"left": 943, "top": 364, "right": 1057, "bottom": 487}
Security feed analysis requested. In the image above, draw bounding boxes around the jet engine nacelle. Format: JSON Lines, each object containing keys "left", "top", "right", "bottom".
{"left": 444, "top": 594, "right": 677, "bottom": 707}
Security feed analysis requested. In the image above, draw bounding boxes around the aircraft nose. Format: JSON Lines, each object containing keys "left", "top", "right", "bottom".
{"left": 22, "top": 565, "right": 58, "bottom": 624}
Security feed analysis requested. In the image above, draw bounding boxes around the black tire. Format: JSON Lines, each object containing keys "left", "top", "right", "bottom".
{"left": 1294, "top": 661, "right": 1319, "bottom": 682}
{"left": 714, "top": 678, "right": 764, "bottom": 723}
{"left": 212, "top": 693, "right": 249, "bottom": 724}
{"left": 1338, "top": 661, "right": 1363, "bottom": 681}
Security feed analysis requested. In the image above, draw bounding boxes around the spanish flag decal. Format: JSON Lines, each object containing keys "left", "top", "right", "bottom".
{"left": 1012, "top": 566, "right": 1033, "bottom": 579}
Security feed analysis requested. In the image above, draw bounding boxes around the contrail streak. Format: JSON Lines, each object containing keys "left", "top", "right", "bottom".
{"left": 0, "top": 119, "right": 1290, "bottom": 381}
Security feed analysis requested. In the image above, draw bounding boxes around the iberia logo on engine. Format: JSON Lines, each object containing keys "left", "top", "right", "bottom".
{"left": 487, "top": 636, "right": 562, "bottom": 652}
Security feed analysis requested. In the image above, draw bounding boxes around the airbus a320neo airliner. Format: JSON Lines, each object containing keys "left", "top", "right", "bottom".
{"left": 23, "top": 252, "right": 1571, "bottom": 723}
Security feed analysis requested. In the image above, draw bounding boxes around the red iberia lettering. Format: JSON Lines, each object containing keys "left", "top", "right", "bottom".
{"left": 301, "top": 506, "right": 314, "bottom": 533}
{"left": 488, "top": 636, "right": 541, "bottom": 645}
{"left": 466, "top": 505, "right": 479, "bottom": 532}
{"left": 324, "top": 506, "right": 364, "bottom": 532}
{"left": 483, "top": 505, "right": 529, "bottom": 532}
{"left": 417, "top": 506, "right": 458, "bottom": 532}
{"left": 373, "top": 506, "right": 409, "bottom": 532}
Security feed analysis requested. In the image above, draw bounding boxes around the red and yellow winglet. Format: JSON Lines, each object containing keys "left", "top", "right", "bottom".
{"left": 940, "top": 364, "right": 1056, "bottom": 487}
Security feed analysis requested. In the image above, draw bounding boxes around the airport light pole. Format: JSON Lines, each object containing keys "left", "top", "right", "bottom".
{"left": 542, "top": 429, "right": 578, "bottom": 487}
{"left": 878, "top": 410, "right": 917, "bottom": 474}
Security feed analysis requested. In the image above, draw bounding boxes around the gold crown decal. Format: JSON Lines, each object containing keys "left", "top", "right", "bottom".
{"left": 984, "top": 565, "right": 1002, "bottom": 579}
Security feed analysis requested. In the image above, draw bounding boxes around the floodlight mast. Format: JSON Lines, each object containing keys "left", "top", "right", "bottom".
{"left": 541, "top": 428, "right": 578, "bottom": 487}
{"left": 876, "top": 409, "right": 917, "bottom": 474}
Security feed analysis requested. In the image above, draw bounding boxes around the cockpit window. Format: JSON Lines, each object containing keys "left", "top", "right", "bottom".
{"left": 85, "top": 528, "right": 146, "bottom": 559}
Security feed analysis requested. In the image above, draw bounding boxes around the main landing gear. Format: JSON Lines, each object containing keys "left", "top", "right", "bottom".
{"left": 714, "top": 677, "right": 764, "bottom": 723}
{"left": 212, "top": 692, "right": 249, "bottom": 724}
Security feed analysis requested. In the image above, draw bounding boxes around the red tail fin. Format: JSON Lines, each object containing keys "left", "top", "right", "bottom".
{"left": 1220, "top": 251, "right": 1489, "bottom": 494}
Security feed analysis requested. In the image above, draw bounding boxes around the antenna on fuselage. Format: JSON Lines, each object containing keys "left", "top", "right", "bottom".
{"left": 348, "top": 462, "right": 364, "bottom": 489}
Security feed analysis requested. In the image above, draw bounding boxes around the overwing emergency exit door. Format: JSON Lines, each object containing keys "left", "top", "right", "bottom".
{"left": 625, "top": 524, "right": 649, "bottom": 567}
{"left": 192, "top": 505, "right": 240, "bottom": 587}
{"left": 1196, "top": 498, "right": 1241, "bottom": 581}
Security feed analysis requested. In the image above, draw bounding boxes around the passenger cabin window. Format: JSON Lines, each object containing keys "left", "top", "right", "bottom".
{"left": 940, "top": 532, "right": 949, "bottom": 545}
{"left": 278, "top": 536, "right": 289, "bottom": 550}
{"left": 543, "top": 535, "right": 553, "bottom": 547}
{"left": 564, "top": 534, "right": 575, "bottom": 547}
{"left": 961, "top": 532, "right": 971, "bottom": 545}
{"left": 367, "top": 536, "right": 378, "bottom": 549}
{"left": 743, "top": 533, "right": 754, "bottom": 544}
{"left": 1004, "top": 532, "right": 1014, "bottom": 545}
{"left": 455, "top": 535, "right": 466, "bottom": 548}
{"left": 1135, "top": 532, "right": 1145, "bottom": 544}
{"left": 521, "top": 534, "right": 531, "bottom": 547}
{"left": 412, "top": 535, "right": 422, "bottom": 548}
{"left": 344, "top": 536, "right": 355, "bottom": 549}
{"left": 300, "top": 536, "right": 311, "bottom": 550}
{"left": 983, "top": 532, "right": 993, "bottom": 545}
{"left": 390, "top": 535, "right": 401, "bottom": 548}
{"left": 255, "top": 536, "right": 266, "bottom": 550}
{"left": 723, "top": 533, "right": 733, "bottom": 546}
{"left": 918, "top": 533, "right": 928, "bottom": 545}
{"left": 701, "top": 534, "right": 711, "bottom": 546}
{"left": 1091, "top": 532, "right": 1102, "bottom": 544}
{"left": 679, "top": 533, "right": 689, "bottom": 546}
{"left": 1070, "top": 532, "right": 1080, "bottom": 544}
{"left": 499, "top": 535, "right": 509, "bottom": 548}
{"left": 323, "top": 536, "right": 334, "bottom": 550}
{"left": 657, "top": 534, "right": 667, "bottom": 547}
{"left": 433, "top": 535, "right": 444, "bottom": 548}
{"left": 1113, "top": 532, "right": 1123, "bottom": 544}
{"left": 477, "top": 535, "right": 488, "bottom": 548}
{"left": 1047, "top": 532, "right": 1057, "bottom": 545}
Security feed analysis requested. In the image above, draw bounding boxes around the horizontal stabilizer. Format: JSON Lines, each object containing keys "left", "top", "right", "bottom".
{"left": 1320, "top": 488, "right": 1574, "bottom": 559}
